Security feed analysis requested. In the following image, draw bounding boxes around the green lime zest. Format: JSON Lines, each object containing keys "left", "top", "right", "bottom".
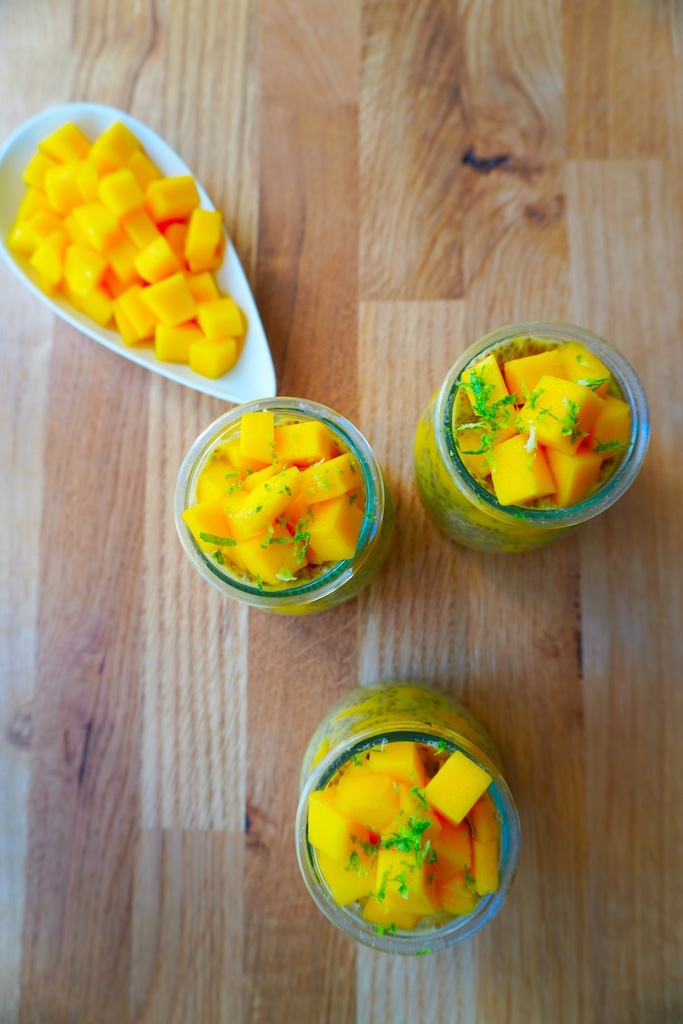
{"left": 199, "top": 532, "right": 237, "bottom": 547}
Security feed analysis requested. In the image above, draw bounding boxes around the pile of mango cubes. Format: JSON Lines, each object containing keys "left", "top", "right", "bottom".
{"left": 455, "top": 342, "right": 632, "bottom": 507}
{"left": 8, "top": 121, "right": 245, "bottom": 379}
{"left": 307, "top": 741, "right": 500, "bottom": 931}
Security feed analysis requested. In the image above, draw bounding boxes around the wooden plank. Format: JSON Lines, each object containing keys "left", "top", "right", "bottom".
{"left": 565, "top": 0, "right": 683, "bottom": 161}
{"left": 567, "top": 158, "right": 683, "bottom": 1024}
{"left": 357, "top": 945, "right": 477, "bottom": 1024}
{"left": 131, "top": 829, "right": 243, "bottom": 1024}
{"left": 360, "top": 1, "right": 464, "bottom": 300}
{"left": 18, "top": 330, "right": 147, "bottom": 1024}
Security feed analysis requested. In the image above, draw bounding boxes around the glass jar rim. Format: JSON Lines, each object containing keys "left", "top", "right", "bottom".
{"left": 174, "top": 397, "right": 386, "bottom": 607}
{"left": 295, "top": 723, "right": 521, "bottom": 955}
{"left": 435, "top": 320, "right": 650, "bottom": 528}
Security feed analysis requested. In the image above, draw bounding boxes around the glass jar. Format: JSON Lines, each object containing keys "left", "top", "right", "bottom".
{"left": 295, "top": 681, "right": 521, "bottom": 954}
{"left": 414, "top": 320, "right": 650, "bottom": 552}
{"left": 175, "top": 397, "right": 394, "bottom": 613}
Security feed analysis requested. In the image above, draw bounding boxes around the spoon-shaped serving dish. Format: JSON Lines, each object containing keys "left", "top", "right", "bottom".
{"left": 0, "top": 102, "right": 276, "bottom": 403}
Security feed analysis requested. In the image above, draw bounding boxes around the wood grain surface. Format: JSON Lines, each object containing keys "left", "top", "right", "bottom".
{"left": 0, "top": 2, "right": 681, "bottom": 1023}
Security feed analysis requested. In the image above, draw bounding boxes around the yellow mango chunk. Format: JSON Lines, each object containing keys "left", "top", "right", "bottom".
{"left": 62, "top": 211, "right": 91, "bottom": 247}
{"left": 117, "top": 284, "right": 158, "bottom": 340}
{"left": 503, "top": 348, "right": 567, "bottom": 401}
{"left": 98, "top": 168, "right": 145, "bottom": 220}
{"left": 455, "top": 420, "right": 519, "bottom": 481}
{"left": 181, "top": 500, "right": 234, "bottom": 552}
{"left": 431, "top": 818, "right": 472, "bottom": 877}
{"left": 472, "top": 839, "right": 499, "bottom": 895}
{"left": 184, "top": 208, "right": 223, "bottom": 271}
{"left": 29, "top": 230, "right": 67, "bottom": 287}
{"left": 163, "top": 221, "right": 188, "bottom": 257}
{"left": 38, "top": 122, "right": 90, "bottom": 163}
{"left": 186, "top": 270, "right": 219, "bottom": 303}
{"left": 586, "top": 395, "right": 632, "bottom": 459}
{"left": 367, "top": 742, "right": 427, "bottom": 789}
{"left": 390, "top": 784, "right": 442, "bottom": 850}
{"left": 103, "top": 267, "right": 127, "bottom": 299}
{"left": 77, "top": 286, "right": 114, "bottom": 327}
{"left": 467, "top": 794, "right": 500, "bottom": 843}
{"left": 376, "top": 848, "right": 438, "bottom": 917}
{"left": 189, "top": 338, "right": 238, "bottom": 379}
{"left": 16, "top": 189, "right": 53, "bottom": 222}
{"left": 461, "top": 353, "right": 510, "bottom": 415}
{"left": 229, "top": 466, "right": 303, "bottom": 540}
{"left": 335, "top": 773, "right": 400, "bottom": 832}
{"left": 197, "top": 297, "right": 243, "bottom": 341}
{"left": 22, "top": 150, "right": 57, "bottom": 189}
{"left": 489, "top": 434, "right": 556, "bottom": 506}
{"left": 64, "top": 244, "right": 107, "bottom": 295}
{"left": 76, "top": 160, "right": 101, "bottom": 203}
{"left": 9, "top": 210, "right": 64, "bottom": 255}
{"left": 519, "top": 375, "right": 606, "bottom": 455}
{"left": 121, "top": 207, "right": 161, "bottom": 249}
{"left": 72, "top": 202, "right": 121, "bottom": 253}
{"left": 306, "top": 494, "right": 364, "bottom": 562}
{"left": 361, "top": 895, "right": 421, "bottom": 931}
{"left": 308, "top": 789, "right": 372, "bottom": 865}
{"left": 240, "top": 410, "right": 275, "bottom": 463}
{"left": 44, "top": 161, "right": 83, "bottom": 216}
{"left": 424, "top": 751, "right": 492, "bottom": 825}
{"left": 317, "top": 851, "right": 377, "bottom": 907}
{"left": 274, "top": 421, "right": 334, "bottom": 466}
{"left": 238, "top": 525, "right": 307, "bottom": 585}
{"left": 107, "top": 236, "right": 143, "bottom": 289}
{"left": 223, "top": 439, "right": 268, "bottom": 476}
{"left": 139, "top": 272, "right": 197, "bottom": 327}
{"left": 545, "top": 447, "right": 603, "bottom": 506}
{"left": 89, "top": 122, "right": 140, "bottom": 174}
{"left": 155, "top": 322, "right": 203, "bottom": 363}
{"left": 300, "top": 452, "right": 361, "bottom": 504}
{"left": 558, "top": 342, "right": 612, "bottom": 397}
{"left": 195, "top": 457, "right": 242, "bottom": 503}
{"left": 438, "top": 872, "right": 478, "bottom": 916}
{"left": 146, "top": 175, "right": 200, "bottom": 223}
{"left": 113, "top": 301, "right": 139, "bottom": 345}
{"left": 134, "top": 235, "right": 182, "bottom": 284}
{"left": 127, "top": 149, "right": 161, "bottom": 191}
{"left": 241, "top": 464, "right": 284, "bottom": 496}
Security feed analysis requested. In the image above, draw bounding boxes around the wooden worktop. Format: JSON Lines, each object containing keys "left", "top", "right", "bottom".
{"left": 1, "top": 1, "right": 681, "bottom": 1021}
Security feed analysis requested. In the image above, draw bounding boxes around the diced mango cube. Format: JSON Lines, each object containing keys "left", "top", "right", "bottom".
{"left": 184, "top": 208, "right": 223, "bottom": 271}
{"left": 489, "top": 434, "right": 557, "bottom": 506}
{"left": 30, "top": 230, "right": 67, "bottom": 287}
{"left": 361, "top": 895, "right": 421, "bottom": 931}
{"left": 432, "top": 818, "right": 472, "bottom": 877}
{"left": 519, "top": 376, "right": 606, "bottom": 455}
{"left": 229, "top": 466, "right": 304, "bottom": 539}
{"left": 163, "top": 221, "right": 189, "bottom": 257}
{"left": 139, "top": 272, "right": 196, "bottom": 327}
{"left": 8, "top": 210, "right": 63, "bottom": 255}
{"left": 121, "top": 207, "right": 161, "bottom": 249}
{"left": 586, "top": 395, "right": 632, "bottom": 459}
{"left": 233, "top": 463, "right": 277, "bottom": 494}
{"left": 16, "top": 189, "right": 53, "bottom": 222}
{"left": 240, "top": 410, "right": 275, "bottom": 463}
{"left": 117, "top": 284, "right": 158, "bottom": 340}
{"left": 545, "top": 447, "right": 603, "bottom": 506}
{"left": 273, "top": 421, "right": 334, "bottom": 466}
{"left": 472, "top": 839, "right": 499, "bottom": 895}
{"left": 76, "top": 160, "right": 101, "bottom": 202}
{"left": 127, "top": 149, "right": 161, "bottom": 191}
{"left": 38, "top": 122, "right": 90, "bottom": 163}
{"left": 196, "top": 297, "right": 243, "bottom": 341}
{"left": 424, "top": 751, "right": 492, "bottom": 825}
{"left": 107, "top": 236, "right": 143, "bottom": 289}
{"left": 503, "top": 348, "right": 567, "bottom": 401}
{"left": 189, "top": 338, "right": 238, "bottom": 379}
{"left": 146, "top": 175, "right": 200, "bottom": 223}
{"left": 77, "top": 286, "right": 114, "bottom": 327}
{"left": 113, "top": 301, "right": 140, "bottom": 345}
{"left": 335, "top": 773, "right": 400, "bottom": 832}
{"left": 72, "top": 202, "right": 121, "bottom": 253}
{"left": 89, "top": 122, "right": 140, "bottom": 174}
{"left": 186, "top": 270, "right": 219, "bottom": 303}
{"left": 223, "top": 439, "right": 268, "bottom": 475}
{"left": 467, "top": 794, "right": 500, "bottom": 843}
{"left": 308, "top": 789, "right": 372, "bottom": 865}
{"left": 98, "top": 168, "right": 144, "bottom": 220}
{"left": 238, "top": 525, "right": 307, "bottom": 585}
{"left": 64, "top": 244, "right": 107, "bottom": 295}
{"left": 155, "top": 322, "right": 203, "bottom": 363}
{"left": 44, "top": 161, "right": 83, "bottom": 215}
{"left": 103, "top": 267, "right": 127, "bottom": 299}
{"left": 438, "top": 872, "right": 478, "bottom": 916}
{"left": 22, "top": 150, "right": 57, "bottom": 189}
{"left": 376, "top": 848, "right": 438, "bottom": 917}
{"left": 367, "top": 742, "right": 427, "bottom": 788}
{"left": 195, "top": 457, "right": 242, "bottom": 503}
{"left": 300, "top": 452, "right": 361, "bottom": 504}
{"left": 461, "top": 353, "right": 510, "bottom": 415}
{"left": 134, "top": 235, "right": 182, "bottom": 284}
{"left": 317, "top": 851, "right": 377, "bottom": 907}
{"left": 558, "top": 342, "right": 612, "bottom": 397}
{"left": 455, "top": 420, "right": 519, "bottom": 480}
{"left": 181, "top": 500, "right": 234, "bottom": 552}
{"left": 306, "top": 495, "right": 364, "bottom": 562}
{"left": 63, "top": 211, "right": 92, "bottom": 247}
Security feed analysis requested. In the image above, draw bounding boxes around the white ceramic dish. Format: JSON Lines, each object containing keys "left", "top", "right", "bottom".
{"left": 0, "top": 102, "right": 276, "bottom": 404}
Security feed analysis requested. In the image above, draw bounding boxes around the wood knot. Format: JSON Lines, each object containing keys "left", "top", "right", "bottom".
{"left": 535, "top": 631, "right": 562, "bottom": 660}
{"left": 7, "top": 708, "right": 33, "bottom": 749}
{"left": 462, "top": 148, "right": 510, "bottom": 174}
{"left": 524, "top": 194, "right": 565, "bottom": 224}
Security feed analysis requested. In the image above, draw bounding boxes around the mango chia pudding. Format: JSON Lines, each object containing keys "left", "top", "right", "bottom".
{"left": 296, "top": 683, "right": 520, "bottom": 954}
{"left": 175, "top": 399, "right": 394, "bottom": 613}
{"left": 414, "top": 321, "right": 649, "bottom": 552}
